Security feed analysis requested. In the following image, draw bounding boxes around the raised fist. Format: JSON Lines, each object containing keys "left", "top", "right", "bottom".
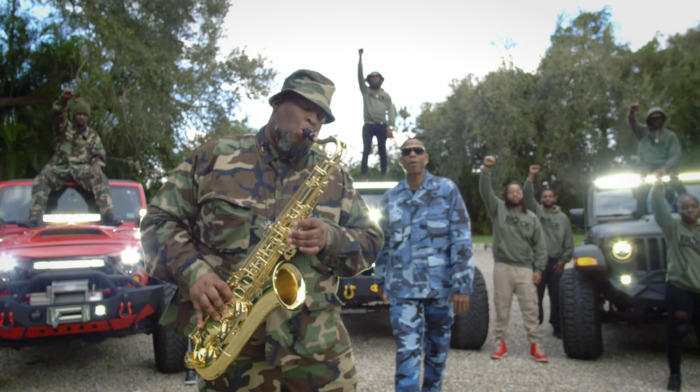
{"left": 629, "top": 102, "right": 640, "bottom": 115}
{"left": 484, "top": 156, "right": 496, "bottom": 167}
{"left": 529, "top": 165, "right": 540, "bottom": 175}
{"left": 60, "top": 88, "right": 74, "bottom": 104}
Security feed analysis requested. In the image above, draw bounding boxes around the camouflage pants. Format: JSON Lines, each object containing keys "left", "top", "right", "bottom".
{"left": 29, "top": 164, "right": 114, "bottom": 217}
{"left": 197, "top": 349, "right": 357, "bottom": 392}
{"left": 389, "top": 297, "right": 454, "bottom": 392}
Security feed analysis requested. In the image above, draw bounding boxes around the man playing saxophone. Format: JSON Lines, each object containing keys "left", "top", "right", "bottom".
{"left": 141, "top": 69, "right": 384, "bottom": 391}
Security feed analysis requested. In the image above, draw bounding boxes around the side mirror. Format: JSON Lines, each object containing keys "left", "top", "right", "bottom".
{"left": 569, "top": 208, "right": 584, "bottom": 228}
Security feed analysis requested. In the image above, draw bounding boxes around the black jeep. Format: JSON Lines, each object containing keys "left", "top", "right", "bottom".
{"left": 560, "top": 172, "right": 700, "bottom": 359}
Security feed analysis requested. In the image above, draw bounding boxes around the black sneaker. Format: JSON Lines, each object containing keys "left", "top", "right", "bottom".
{"left": 101, "top": 214, "right": 123, "bottom": 227}
{"left": 184, "top": 368, "right": 197, "bottom": 386}
{"left": 18, "top": 215, "right": 43, "bottom": 228}
{"left": 667, "top": 374, "right": 681, "bottom": 391}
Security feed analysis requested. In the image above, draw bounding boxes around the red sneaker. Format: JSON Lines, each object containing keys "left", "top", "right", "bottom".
{"left": 490, "top": 341, "right": 507, "bottom": 359}
{"left": 530, "top": 343, "right": 549, "bottom": 363}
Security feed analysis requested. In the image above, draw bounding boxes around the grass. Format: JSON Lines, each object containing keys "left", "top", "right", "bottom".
{"left": 473, "top": 233, "right": 586, "bottom": 245}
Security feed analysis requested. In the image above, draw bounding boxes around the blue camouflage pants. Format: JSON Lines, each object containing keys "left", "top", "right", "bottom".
{"left": 390, "top": 297, "right": 454, "bottom": 392}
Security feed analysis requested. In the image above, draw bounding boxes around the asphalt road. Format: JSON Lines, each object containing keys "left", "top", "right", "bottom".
{"left": 1, "top": 248, "right": 698, "bottom": 392}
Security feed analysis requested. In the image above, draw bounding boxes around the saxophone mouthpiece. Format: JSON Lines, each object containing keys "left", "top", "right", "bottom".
{"left": 302, "top": 129, "right": 318, "bottom": 142}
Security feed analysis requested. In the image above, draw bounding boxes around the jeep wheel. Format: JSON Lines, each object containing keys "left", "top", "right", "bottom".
{"left": 450, "top": 267, "right": 489, "bottom": 349}
{"left": 560, "top": 268, "right": 603, "bottom": 359}
{"left": 153, "top": 283, "right": 189, "bottom": 373}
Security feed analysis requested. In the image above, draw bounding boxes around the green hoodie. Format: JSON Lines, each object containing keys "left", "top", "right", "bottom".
{"left": 523, "top": 179, "right": 574, "bottom": 262}
{"left": 628, "top": 106, "right": 681, "bottom": 173}
{"left": 479, "top": 170, "right": 547, "bottom": 273}
{"left": 651, "top": 182, "right": 700, "bottom": 294}
{"left": 358, "top": 61, "right": 396, "bottom": 126}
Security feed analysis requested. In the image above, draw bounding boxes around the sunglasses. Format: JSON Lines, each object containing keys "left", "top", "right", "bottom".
{"left": 401, "top": 147, "right": 426, "bottom": 156}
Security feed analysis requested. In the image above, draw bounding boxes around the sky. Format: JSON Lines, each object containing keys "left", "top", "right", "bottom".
{"left": 222, "top": 0, "right": 700, "bottom": 167}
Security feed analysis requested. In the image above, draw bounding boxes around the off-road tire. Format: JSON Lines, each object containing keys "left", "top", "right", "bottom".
{"left": 450, "top": 267, "right": 489, "bottom": 350}
{"left": 153, "top": 283, "right": 189, "bottom": 373}
{"left": 560, "top": 268, "right": 603, "bottom": 359}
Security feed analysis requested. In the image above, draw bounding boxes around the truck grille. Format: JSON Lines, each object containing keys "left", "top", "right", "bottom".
{"left": 632, "top": 237, "right": 667, "bottom": 272}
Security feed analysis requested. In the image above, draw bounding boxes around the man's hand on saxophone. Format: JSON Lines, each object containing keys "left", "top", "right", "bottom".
{"left": 287, "top": 218, "right": 328, "bottom": 255}
{"left": 190, "top": 273, "right": 234, "bottom": 328}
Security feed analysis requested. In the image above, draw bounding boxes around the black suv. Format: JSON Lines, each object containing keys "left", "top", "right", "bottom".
{"left": 560, "top": 172, "right": 700, "bottom": 359}
{"left": 337, "top": 181, "right": 489, "bottom": 350}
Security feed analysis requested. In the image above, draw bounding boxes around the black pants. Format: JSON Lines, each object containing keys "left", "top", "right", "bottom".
{"left": 666, "top": 281, "right": 700, "bottom": 376}
{"left": 537, "top": 257, "right": 562, "bottom": 330}
{"left": 361, "top": 123, "right": 388, "bottom": 175}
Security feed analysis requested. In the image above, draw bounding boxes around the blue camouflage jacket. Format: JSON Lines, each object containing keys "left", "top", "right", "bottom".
{"left": 374, "top": 171, "right": 474, "bottom": 298}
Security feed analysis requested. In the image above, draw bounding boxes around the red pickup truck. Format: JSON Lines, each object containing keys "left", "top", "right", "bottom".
{"left": 0, "top": 179, "right": 187, "bottom": 372}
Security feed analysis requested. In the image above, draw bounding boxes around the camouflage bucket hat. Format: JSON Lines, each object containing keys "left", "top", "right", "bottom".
{"left": 69, "top": 98, "right": 91, "bottom": 118}
{"left": 269, "top": 69, "right": 336, "bottom": 124}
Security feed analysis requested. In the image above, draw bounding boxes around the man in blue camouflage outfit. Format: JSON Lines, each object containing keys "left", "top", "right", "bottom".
{"left": 375, "top": 138, "right": 473, "bottom": 392}
{"left": 141, "top": 69, "right": 384, "bottom": 391}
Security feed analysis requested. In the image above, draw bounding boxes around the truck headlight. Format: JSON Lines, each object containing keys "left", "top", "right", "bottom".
{"left": 612, "top": 241, "right": 632, "bottom": 261}
{"left": 120, "top": 248, "right": 142, "bottom": 266}
{"left": 0, "top": 253, "right": 17, "bottom": 273}
{"left": 368, "top": 208, "right": 381, "bottom": 223}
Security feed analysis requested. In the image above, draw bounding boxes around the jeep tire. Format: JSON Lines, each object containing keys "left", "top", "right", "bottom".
{"left": 560, "top": 268, "right": 603, "bottom": 359}
{"left": 450, "top": 267, "right": 489, "bottom": 349}
{"left": 153, "top": 283, "right": 189, "bottom": 373}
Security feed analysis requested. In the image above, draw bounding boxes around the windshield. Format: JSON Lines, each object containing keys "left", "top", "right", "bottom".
{"left": 0, "top": 184, "right": 143, "bottom": 224}
{"left": 592, "top": 183, "right": 700, "bottom": 218}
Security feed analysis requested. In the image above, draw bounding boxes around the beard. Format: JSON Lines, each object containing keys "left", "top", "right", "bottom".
{"left": 368, "top": 81, "right": 382, "bottom": 90}
{"left": 271, "top": 126, "right": 312, "bottom": 162}
{"left": 505, "top": 199, "right": 524, "bottom": 209}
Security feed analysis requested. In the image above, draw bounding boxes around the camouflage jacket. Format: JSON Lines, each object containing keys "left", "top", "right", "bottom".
{"left": 141, "top": 130, "right": 383, "bottom": 364}
{"left": 374, "top": 171, "right": 474, "bottom": 298}
{"left": 48, "top": 100, "right": 106, "bottom": 169}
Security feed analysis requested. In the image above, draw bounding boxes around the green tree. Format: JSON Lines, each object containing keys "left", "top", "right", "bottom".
{"left": 1, "top": 0, "right": 275, "bottom": 195}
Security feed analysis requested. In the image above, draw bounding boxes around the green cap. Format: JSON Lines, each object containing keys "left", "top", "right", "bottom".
{"left": 269, "top": 69, "right": 336, "bottom": 123}
{"left": 69, "top": 98, "right": 91, "bottom": 118}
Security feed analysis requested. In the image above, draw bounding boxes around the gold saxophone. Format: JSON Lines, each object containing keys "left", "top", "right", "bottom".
{"left": 185, "top": 131, "right": 346, "bottom": 380}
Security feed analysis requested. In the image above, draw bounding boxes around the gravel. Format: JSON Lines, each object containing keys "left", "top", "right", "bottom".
{"left": 1, "top": 247, "right": 698, "bottom": 392}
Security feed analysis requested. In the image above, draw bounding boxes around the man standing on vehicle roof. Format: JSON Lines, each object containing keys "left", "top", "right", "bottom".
{"left": 358, "top": 48, "right": 396, "bottom": 181}
{"left": 375, "top": 138, "right": 473, "bottom": 391}
{"left": 19, "top": 88, "right": 121, "bottom": 228}
{"left": 524, "top": 164, "right": 574, "bottom": 339}
{"left": 628, "top": 103, "right": 684, "bottom": 216}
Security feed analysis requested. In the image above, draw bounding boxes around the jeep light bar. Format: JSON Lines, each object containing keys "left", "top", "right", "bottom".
{"left": 595, "top": 172, "right": 700, "bottom": 190}
{"left": 43, "top": 213, "right": 101, "bottom": 224}
{"left": 34, "top": 259, "right": 106, "bottom": 270}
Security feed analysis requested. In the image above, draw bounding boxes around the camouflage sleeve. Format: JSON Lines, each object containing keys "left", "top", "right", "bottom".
{"left": 448, "top": 185, "right": 474, "bottom": 295}
{"left": 317, "top": 170, "right": 384, "bottom": 278}
{"left": 140, "top": 153, "right": 216, "bottom": 294}
{"left": 373, "top": 193, "right": 391, "bottom": 287}
{"left": 89, "top": 132, "right": 106, "bottom": 168}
